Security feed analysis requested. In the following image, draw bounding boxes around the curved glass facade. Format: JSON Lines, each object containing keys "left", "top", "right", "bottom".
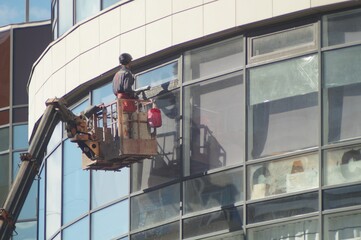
{"left": 37, "top": 7, "right": 361, "bottom": 240}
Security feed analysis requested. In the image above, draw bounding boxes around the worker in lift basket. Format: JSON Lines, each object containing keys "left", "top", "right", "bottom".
{"left": 112, "top": 52, "right": 135, "bottom": 99}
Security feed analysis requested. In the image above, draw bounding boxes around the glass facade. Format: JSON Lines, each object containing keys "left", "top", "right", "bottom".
{"left": 30, "top": 6, "right": 361, "bottom": 240}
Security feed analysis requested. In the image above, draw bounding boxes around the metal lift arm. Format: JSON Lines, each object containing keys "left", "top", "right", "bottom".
{"left": 0, "top": 98, "right": 80, "bottom": 240}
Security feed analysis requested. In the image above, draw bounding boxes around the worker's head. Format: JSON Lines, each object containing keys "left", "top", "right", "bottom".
{"left": 119, "top": 53, "right": 132, "bottom": 65}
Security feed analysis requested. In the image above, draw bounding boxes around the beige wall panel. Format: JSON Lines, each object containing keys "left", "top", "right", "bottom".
{"left": 52, "top": 38, "right": 66, "bottom": 72}
{"left": 99, "top": 36, "right": 120, "bottom": 74}
{"left": 79, "top": 18, "right": 100, "bottom": 53}
{"left": 204, "top": 0, "right": 236, "bottom": 35}
{"left": 65, "top": 58, "right": 80, "bottom": 93}
{"left": 120, "top": 0, "right": 146, "bottom": 33}
{"left": 100, "top": 6, "right": 121, "bottom": 43}
{"left": 79, "top": 47, "right": 100, "bottom": 84}
{"left": 33, "top": 87, "right": 45, "bottom": 131}
{"left": 121, "top": 28, "right": 146, "bottom": 60}
{"left": 204, "top": 0, "right": 218, "bottom": 3}
{"left": 273, "top": 0, "right": 310, "bottom": 16}
{"left": 146, "top": 0, "right": 172, "bottom": 23}
{"left": 34, "top": 60, "right": 44, "bottom": 93}
{"left": 172, "top": 0, "right": 203, "bottom": 13}
{"left": 42, "top": 49, "right": 53, "bottom": 87}
{"left": 311, "top": 0, "right": 349, "bottom": 7}
{"left": 172, "top": 7, "right": 203, "bottom": 46}
{"left": 47, "top": 68, "right": 66, "bottom": 99}
{"left": 65, "top": 29, "right": 80, "bottom": 63}
{"left": 146, "top": 17, "right": 172, "bottom": 55}
{"left": 236, "top": 0, "right": 272, "bottom": 26}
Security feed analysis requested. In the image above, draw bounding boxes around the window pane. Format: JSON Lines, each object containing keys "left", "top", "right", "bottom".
{"left": 29, "top": 0, "right": 51, "bottom": 21}
{"left": 92, "top": 200, "right": 129, "bottom": 240}
{"left": 59, "top": 0, "right": 73, "bottom": 36}
{"left": 251, "top": 24, "right": 315, "bottom": 59}
{"left": 63, "top": 139, "right": 89, "bottom": 224}
{"left": 248, "top": 218, "right": 319, "bottom": 240}
{"left": 0, "top": 127, "right": 9, "bottom": 152}
{"left": 184, "top": 37, "right": 243, "bottom": 82}
{"left": 247, "top": 192, "right": 318, "bottom": 224}
{"left": 324, "top": 146, "right": 361, "bottom": 186}
{"left": 12, "top": 152, "right": 21, "bottom": 181}
{"left": 63, "top": 217, "right": 89, "bottom": 240}
{"left": 13, "top": 107, "right": 28, "bottom": 123}
{"left": 102, "top": 0, "right": 120, "bottom": 9}
{"left": 131, "top": 183, "right": 179, "bottom": 231}
{"left": 76, "top": 0, "right": 100, "bottom": 23}
{"left": 0, "top": 110, "right": 9, "bottom": 126}
{"left": 137, "top": 62, "right": 178, "bottom": 88}
{"left": 184, "top": 72, "right": 244, "bottom": 175}
{"left": 46, "top": 147, "right": 62, "bottom": 239}
{"left": 131, "top": 222, "right": 179, "bottom": 240}
{"left": 184, "top": 168, "right": 243, "bottom": 214}
{"left": 13, "top": 124, "right": 28, "bottom": 150}
{"left": 324, "top": 210, "right": 361, "bottom": 240}
{"left": 131, "top": 90, "right": 180, "bottom": 192}
{"left": 12, "top": 221, "right": 37, "bottom": 240}
{"left": 38, "top": 169, "right": 45, "bottom": 240}
{"left": 0, "top": 31, "right": 10, "bottom": 108}
{"left": 47, "top": 122, "right": 62, "bottom": 153}
{"left": 324, "top": 184, "right": 361, "bottom": 210}
{"left": 323, "top": 9, "right": 361, "bottom": 47}
{"left": 18, "top": 182, "right": 37, "bottom": 220}
{"left": 248, "top": 55, "right": 318, "bottom": 159}
{"left": 183, "top": 206, "right": 243, "bottom": 239}
{"left": 92, "top": 82, "right": 114, "bottom": 105}
{"left": 248, "top": 153, "right": 319, "bottom": 200}
{"left": 92, "top": 169, "right": 129, "bottom": 209}
{"left": 0, "top": 154, "right": 9, "bottom": 205}
{"left": 323, "top": 46, "right": 361, "bottom": 143}
{"left": 0, "top": 0, "right": 25, "bottom": 26}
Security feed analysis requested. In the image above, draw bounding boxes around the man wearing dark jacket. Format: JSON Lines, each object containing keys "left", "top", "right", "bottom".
{"left": 112, "top": 53, "right": 135, "bottom": 98}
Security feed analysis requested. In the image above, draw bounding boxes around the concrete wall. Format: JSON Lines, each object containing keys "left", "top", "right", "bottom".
{"left": 28, "top": 0, "right": 352, "bottom": 130}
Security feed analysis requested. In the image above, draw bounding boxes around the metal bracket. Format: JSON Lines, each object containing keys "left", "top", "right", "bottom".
{"left": 0, "top": 208, "right": 15, "bottom": 231}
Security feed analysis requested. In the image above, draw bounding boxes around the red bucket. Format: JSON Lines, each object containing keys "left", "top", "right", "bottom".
{"left": 147, "top": 108, "right": 162, "bottom": 128}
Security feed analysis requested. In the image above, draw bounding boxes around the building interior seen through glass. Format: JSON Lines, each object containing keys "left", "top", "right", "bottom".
{"left": 33, "top": 7, "right": 361, "bottom": 240}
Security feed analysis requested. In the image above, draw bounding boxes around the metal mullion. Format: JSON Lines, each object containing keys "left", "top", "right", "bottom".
{"left": 242, "top": 34, "right": 248, "bottom": 234}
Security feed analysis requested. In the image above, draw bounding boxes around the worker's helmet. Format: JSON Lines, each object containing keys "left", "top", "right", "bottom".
{"left": 119, "top": 53, "right": 132, "bottom": 65}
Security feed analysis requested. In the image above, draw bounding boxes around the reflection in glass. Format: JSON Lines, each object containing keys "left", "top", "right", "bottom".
{"left": 92, "top": 82, "right": 114, "bottom": 105}
{"left": 323, "top": 46, "right": 361, "bottom": 143}
{"left": 0, "top": 110, "right": 9, "bottom": 125}
{"left": 248, "top": 218, "right": 319, "bottom": 240}
{"left": 92, "top": 200, "right": 129, "bottom": 240}
{"left": 38, "top": 169, "right": 45, "bottom": 240}
{"left": 46, "top": 147, "right": 62, "bottom": 239}
{"left": 137, "top": 62, "right": 178, "bottom": 88}
{"left": 324, "top": 146, "right": 361, "bottom": 186}
{"left": 47, "top": 122, "right": 62, "bottom": 154}
{"left": 131, "top": 184, "right": 179, "bottom": 231}
{"left": 12, "top": 221, "right": 37, "bottom": 240}
{"left": 13, "top": 124, "right": 29, "bottom": 150}
{"left": 248, "top": 55, "right": 318, "bottom": 159}
{"left": 63, "top": 217, "right": 89, "bottom": 240}
{"left": 12, "top": 107, "right": 28, "bottom": 123}
{"left": 0, "top": 0, "right": 25, "bottom": 26}
{"left": 0, "top": 127, "right": 9, "bottom": 152}
{"left": 184, "top": 37, "right": 243, "bottom": 82}
{"left": 251, "top": 24, "right": 315, "bottom": 58}
{"left": 18, "top": 182, "right": 37, "bottom": 220}
{"left": 183, "top": 206, "right": 243, "bottom": 239}
{"left": 63, "top": 140, "right": 89, "bottom": 224}
{"left": 247, "top": 192, "right": 318, "bottom": 224}
{"left": 184, "top": 72, "right": 244, "bottom": 175}
{"left": 248, "top": 153, "right": 318, "bottom": 200}
{"left": 131, "top": 222, "right": 179, "bottom": 240}
{"left": 92, "top": 169, "right": 129, "bottom": 209}
{"left": 131, "top": 90, "right": 180, "bottom": 192}
{"left": 0, "top": 154, "right": 9, "bottom": 205}
{"left": 59, "top": 0, "right": 73, "bottom": 36}
{"left": 184, "top": 168, "right": 243, "bottom": 214}
{"left": 324, "top": 211, "right": 361, "bottom": 240}
{"left": 12, "top": 152, "right": 21, "bottom": 181}
{"left": 324, "top": 184, "right": 361, "bottom": 210}
{"left": 0, "top": 31, "right": 10, "bottom": 108}
{"left": 323, "top": 8, "right": 361, "bottom": 47}
{"left": 76, "top": 0, "right": 100, "bottom": 23}
{"left": 102, "top": 0, "right": 120, "bottom": 9}
{"left": 29, "top": 0, "right": 51, "bottom": 21}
